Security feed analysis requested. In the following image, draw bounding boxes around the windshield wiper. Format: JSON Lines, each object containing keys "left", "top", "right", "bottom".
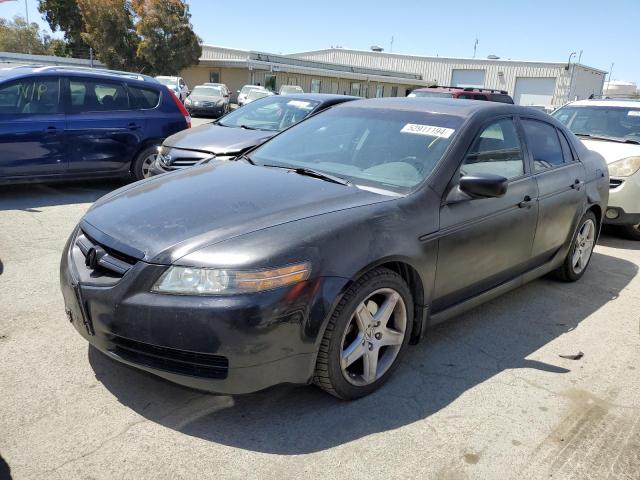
{"left": 235, "top": 153, "right": 255, "bottom": 165}
{"left": 262, "top": 164, "right": 352, "bottom": 186}
{"left": 575, "top": 133, "right": 640, "bottom": 144}
{"left": 238, "top": 124, "right": 259, "bottom": 130}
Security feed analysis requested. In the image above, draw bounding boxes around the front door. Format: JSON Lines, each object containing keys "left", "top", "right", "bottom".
{"left": 0, "top": 76, "right": 66, "bottom": 179}
{"left": 433, "top": 117, "right": 539, "bottom": 312}
{"left": 65, "top": 77, "right": 144, "bottom": 175}
{"left": 521, "top": 118, "right": 587, "bottom": 258}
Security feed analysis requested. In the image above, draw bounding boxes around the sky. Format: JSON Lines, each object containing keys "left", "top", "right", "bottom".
{"left": 2, "top": 0, "right": 638, "bottom": 84}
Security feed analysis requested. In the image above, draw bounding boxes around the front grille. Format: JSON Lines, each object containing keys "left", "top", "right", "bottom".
{"left": 110, "top": 335, "right": 229, "bottom": 379}
{"left": 610, "top": 178, "right": 624, "bottom": 189}
{"left": 76, "top": 231, "right": 137, "bottom": 277}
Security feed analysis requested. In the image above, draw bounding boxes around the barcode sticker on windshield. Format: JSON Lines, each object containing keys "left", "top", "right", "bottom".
{"left": 401, "top": 124, "right": 455, "bottom": 138}
{"left": 627, "top": 111, "right": 640, "bottom": 116}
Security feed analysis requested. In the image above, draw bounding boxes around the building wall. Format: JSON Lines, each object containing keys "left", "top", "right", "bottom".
{"left": 292, "top": 49, "right": 606, "bottom": 106}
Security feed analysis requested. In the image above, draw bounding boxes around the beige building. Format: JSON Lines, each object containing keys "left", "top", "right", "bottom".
{"left": 181, "top": 45, "right": 607, "bottom": 107}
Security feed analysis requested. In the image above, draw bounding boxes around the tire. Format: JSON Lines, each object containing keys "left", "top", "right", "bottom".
{"left": 619, "top": 224, "right": 640, "bottom": 241}
{"left": 132, "top": 145, "right": 160, "bottom": 181}
{"left": 313, "top": 268, "right": 413, "bottom": 400}
{"left": 553, "top": 211, "right": 597, "bottom": 282}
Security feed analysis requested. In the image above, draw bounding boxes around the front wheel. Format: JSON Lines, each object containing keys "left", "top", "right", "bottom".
{"left": 553, "top": 211, "right": 597, "bottom": 282}
{"left": 314, "top": 268, "right": 413, "bottom": 400}
{"left": 132, "top": 145, "right": 160, "bottom": 181}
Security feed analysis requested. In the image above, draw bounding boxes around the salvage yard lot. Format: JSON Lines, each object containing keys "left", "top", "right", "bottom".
{"left": 1, "top": 181, "right": 639, "bottom": 480}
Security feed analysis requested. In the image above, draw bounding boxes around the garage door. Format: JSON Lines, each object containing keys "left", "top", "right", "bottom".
{"left": 451, "top": 69, "right": 485, "bottom": 88}
{"left": 513, "top": 77, "right": 557, "bottom": 106}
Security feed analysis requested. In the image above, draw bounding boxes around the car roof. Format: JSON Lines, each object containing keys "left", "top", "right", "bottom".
{"left": 0, "top": 65, "right": 158, "bottom": 84}
{"left": 336, "top": 97, "right": 548, "bottom": 119}
{"left": 565, "top": 99, "right": 640, "bottom": 108}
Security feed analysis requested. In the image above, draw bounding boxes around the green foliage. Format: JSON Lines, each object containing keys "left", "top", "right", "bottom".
{"left": 0, "top": 16, "right": 61, "bottom": 56}
{"left": 38, "top": 0, "right": 89, "bottom": 57}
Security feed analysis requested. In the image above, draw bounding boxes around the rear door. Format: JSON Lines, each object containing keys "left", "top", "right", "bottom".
{"left": 65, "top": 77, "right": 144, "bottom": 175}
{"left": 0, "top": 75, "right": 66, "bottom": 179}
{"left": 521, "top": 118, "right": 586, "bottom": 258}
{"left": 433, "top": 117, "right": 539, "bottom": 311}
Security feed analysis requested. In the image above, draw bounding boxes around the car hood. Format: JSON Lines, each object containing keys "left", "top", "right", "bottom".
{"left": 82, "top": 161, "right": 391, "bottom": 264}
{"left": 580, "top": 138, "right": 640, "bottom": 164}
{"left": 163, "top": 123, "right": 274, "bottom": 154}
{"left": 188, "top": 94, "right": 223, "bottom": 103}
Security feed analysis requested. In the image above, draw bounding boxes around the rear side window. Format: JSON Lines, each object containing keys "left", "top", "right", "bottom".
{"left": 70, "top": 79, "right": 129, "bottom": 112}
{"left": 557, "top": 129, "right": 575, "bottom": 162}
{"left": 0, "top": 76, "right": 61, "bottom": 115}
{"left": 521, "top": 119, "right": 565, "bottom": 171}
{"left": 128, "top": 85, "right": 161, "bottom": 109}
{"left": 461, "top": 118, "right": 524, "bottom": 180}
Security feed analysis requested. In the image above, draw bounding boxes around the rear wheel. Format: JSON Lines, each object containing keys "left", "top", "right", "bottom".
{"left": 132, "top": 145, "right": 159, "bottom": 181}
{"left": 313, "top": 268, "right": 413, "bottom": 400}
{"left": 553, "top": 211, "right": 597, "bottom": 282}
{"left": 620, "top": 224, "right": 640, "bottom": 241}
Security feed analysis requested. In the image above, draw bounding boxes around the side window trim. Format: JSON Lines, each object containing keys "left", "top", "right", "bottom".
{"left": 458, "top": 115, "right": 529, "bottom": 181}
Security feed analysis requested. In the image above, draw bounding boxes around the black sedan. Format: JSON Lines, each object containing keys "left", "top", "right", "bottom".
{"left": 60, "top": 98, "right": 608, "bottom": 400}
{"left": 149, "top": 93, "right": 358, "bottom": 175}
{"left": 183, "top": 84, "right": 230, "bottom": 118}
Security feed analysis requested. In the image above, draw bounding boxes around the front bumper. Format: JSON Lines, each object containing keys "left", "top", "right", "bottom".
{"left": 59, "top": 228, "right": 340, "bottom": 394}
{"left": 605, "top": 173, "right": 640, "bottom": 225}
{"left": 186, "top": 105, "right": 225, "bottom": 117}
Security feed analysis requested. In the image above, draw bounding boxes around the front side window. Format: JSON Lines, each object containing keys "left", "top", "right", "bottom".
{"left": 218, "top": 96, "right": 320, "bottom": 131}
{"left": 553, "top": 105, "right": 640, "bottom": 143}
{"left": 461, "top": 118, "right": 524, "bottom": 180}
{"left": 521, "top": 119, "right": 564, "bottom": 171}
{"left": 250, "top": 106, "right": 462, "bottom": 194}
{"left": 70, "top": 79, "right": 129, "bottom": 112}
{"left": 0, "top": 77, "right": 61, "bottom": 115}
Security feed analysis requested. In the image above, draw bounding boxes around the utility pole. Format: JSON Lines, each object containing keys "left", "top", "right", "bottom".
{"left": 89, "top": 48, "right": 94, "bottom": 68}
{"left": 473, "top": 36, "right": 478, "bottom": 58}
{"left": 24, "top": 0, "right": 29, "bottom": 24}
{"left": 390, "top": 36, "right": 394, "bottom": 53}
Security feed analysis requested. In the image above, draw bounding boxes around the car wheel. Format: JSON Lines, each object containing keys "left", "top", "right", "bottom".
{"left": 314, "top": 268, "right": 413, "bottom": 400}
{"left": 132, "top": 145, "right": 159, "bottom": 181}
{"left": 553, "top": 211, "right": 597, "bottom": 282}
{"left": 620, "top": 224, "right": 640, "bottom": 241}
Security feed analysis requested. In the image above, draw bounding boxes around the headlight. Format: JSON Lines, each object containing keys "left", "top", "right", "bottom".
{"left": 152, "top": 263, "right": 310, "bottom": 295}
{"left": 608, "top": 156, "right": 640, "bottom": 177}
{"left": 158, "top": 145, "right": 170, "bottom": 155}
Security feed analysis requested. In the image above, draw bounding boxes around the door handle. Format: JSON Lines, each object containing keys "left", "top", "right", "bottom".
{"left": 127, "top": 123, "right": 141, "bottom": 130}
{"left": 518, "top": 195, "right": 533, "bottom": 209}
{"left": 571, "top": 179, "right": 585, "bottom": 190}
{"left": 44, "top": 126, "right": 59, "bottom": 133}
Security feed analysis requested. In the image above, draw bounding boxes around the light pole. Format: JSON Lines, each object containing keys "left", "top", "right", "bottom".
{"left": 566, "top": 52, "right": 576, "bottom": 104}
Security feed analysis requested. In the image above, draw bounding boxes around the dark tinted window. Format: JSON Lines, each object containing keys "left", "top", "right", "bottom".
{"left": 70, "top": 79, "right": 129, "bottom": 112}
{"left": 521, "top": 119, "right": 564, "bottom": 171}
{"left": 557, "top": 130, "right": 574, "bottom": 162}
{"left": 0, "top": 77, "right": 61, "bottom": 115}
{"left": 128, "top": 85, "right": 160, "bottom": 109}
{"left": 461, "top": 118, "right": 524, "bottom": 179}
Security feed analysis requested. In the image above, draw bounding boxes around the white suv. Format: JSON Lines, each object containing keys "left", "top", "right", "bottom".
{"left": 554, "top": 99, "right": 640, "bottom": 239}
{"left": 237, "top": 85, "right": 267, "bottom": 106}
{"left": 155, "top": 76, "right": 189, "bottom": 102}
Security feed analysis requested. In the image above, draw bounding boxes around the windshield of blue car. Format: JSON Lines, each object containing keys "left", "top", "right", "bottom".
{"left": 250, "top": 106, "right": 462, "bottom": 194}
{"left": 553, "top": 106, "right": 640, "bottom": 142}
{"left": 408, "top": 91, "right": 454, "bottom": 98}
{"left": 191, "top": 86, "right": 223, "bottom": 97}
{"left": 218, "top": 96, "right": 320, "bottom": 131}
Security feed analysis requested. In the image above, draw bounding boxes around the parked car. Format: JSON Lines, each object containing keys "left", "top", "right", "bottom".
{"left": 184, "top": 84, "right": 230, "bottom": 117}
{"left": 155, "top": 75, "right": 189, "bottom": 101}
{"left": 204, "top": 82, "right": 231, "bottom": 97}
{"left": 237, "top": 85, "right": 266, "bottom": 106}
{"left": 409, "top": 85, "right": 514, "bottom": 103}
{"left": 244, "top": 88, "right": 274, "bottom": 104}
{"left": 0, "top": 65, "right": 191, "bottom": 184}
{"left": 61, "top": 98, "right": 607, "bottom": 400}
{"left": 553, "top": 99, "right": 640, "bottom": 239}
{"left": 150, "top": 94, "right": 358, "bottom": 175}
{"left": 279, "top": 85, "right": 304, "bottom": 95}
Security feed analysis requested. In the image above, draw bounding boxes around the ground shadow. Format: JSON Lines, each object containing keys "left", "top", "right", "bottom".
{"left": 89, "top": 251, "right": 637, "bottom": 455}
{"left": 0, "top": 454, "right": 12, "bottom": 480}
{"left": 598, "top": 227, "right": 640, "bottom": 251}
{"left": 0, "top": 180, "right": 129, "bottom": 212}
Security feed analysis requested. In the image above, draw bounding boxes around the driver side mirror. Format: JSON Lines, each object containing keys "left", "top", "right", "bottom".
{"left": 446, "top": 173, "right": 508, "bottom": 204}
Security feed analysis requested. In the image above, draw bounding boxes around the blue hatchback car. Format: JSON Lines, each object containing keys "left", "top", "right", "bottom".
{"left": 0, "top": 65, "right": 191, "bottom": 184}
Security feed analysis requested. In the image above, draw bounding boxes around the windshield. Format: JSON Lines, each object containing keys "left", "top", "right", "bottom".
{"left": 247, "top": 90, "right": 271, "bottom": 100}
{"left": 240, "top": 86, "right": 262, "bottom": 95}
{"left": 191, "top": 86, "right": 223, "bottom": 97}
{"left": 155, "top": 77, "right": 177, "bottom": 87}
{"left": 408, "top": 91, "right": 454, "bottom": 98}
{"left": 219, "top": 96, "right": 320, "bottom": 131}
{"left": 250, "top": 107, "right": 462, "bottom": 194}
{"left": 553, "top": 105, "right": 640, "bottom": 142}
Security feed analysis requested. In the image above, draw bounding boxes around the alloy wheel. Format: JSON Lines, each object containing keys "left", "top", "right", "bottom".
{"left": 340, "top": 288, "right": 407, "bottom": 386}
{"left": 572, "top": 218, "right": 596, "bottom": 274}
{"left": 141, "top": 153, "right": 158, "bottom": 179}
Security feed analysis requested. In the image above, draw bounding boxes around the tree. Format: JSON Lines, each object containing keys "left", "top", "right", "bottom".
{"left": 131, "top": 0, "right": 201, "bottom": 75}
{"left": 0, "top": 16, "right": 55, "bottom": 55}
{"left": 76, "top": 0, "right": 142, "bottom": 71}
{"left": 38, "top": 0, "right": 89, "bottom": 57}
